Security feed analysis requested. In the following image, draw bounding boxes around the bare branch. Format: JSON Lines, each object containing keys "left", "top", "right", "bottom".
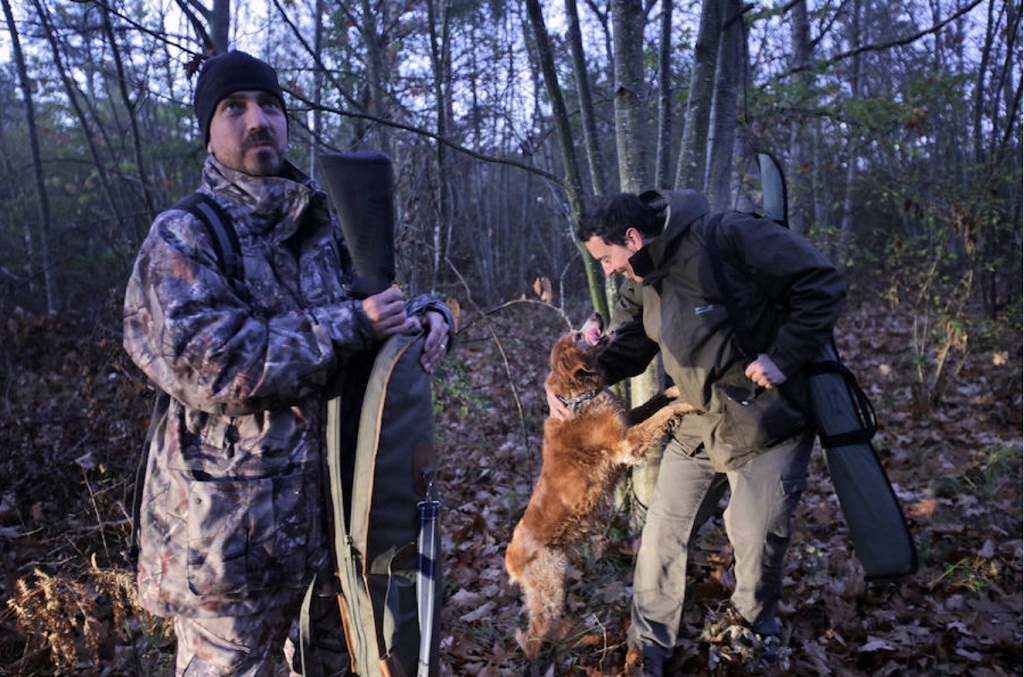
{"left": 789, "top": 0, "right": 985, "bottom": 76}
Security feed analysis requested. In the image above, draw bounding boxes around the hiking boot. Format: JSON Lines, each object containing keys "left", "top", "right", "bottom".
{"left": 640, "top": 656, "right": 663, "bottom": 677}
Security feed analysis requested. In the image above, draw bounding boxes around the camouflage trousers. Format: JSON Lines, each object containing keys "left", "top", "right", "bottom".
{"left": 173, "top": 591, "right": 349, "bottom": 676}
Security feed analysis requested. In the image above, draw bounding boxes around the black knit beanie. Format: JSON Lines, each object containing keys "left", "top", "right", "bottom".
{"left": 193, "top": 50, "right": 287, "bottom": 144}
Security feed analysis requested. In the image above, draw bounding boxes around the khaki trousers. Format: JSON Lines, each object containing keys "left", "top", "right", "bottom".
{"left": 627, "top": 428, "right": 814, "bottom": 660}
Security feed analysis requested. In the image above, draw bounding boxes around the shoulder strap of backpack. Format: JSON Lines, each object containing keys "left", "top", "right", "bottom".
{"left": 704, "top": 212, "right": 757, "bottom": 357}
{"left": 172, "top": 192, "right": 247, "bottom": 299}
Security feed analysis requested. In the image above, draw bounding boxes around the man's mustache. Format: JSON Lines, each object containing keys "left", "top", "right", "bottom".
{"left": 242, "top": 132, "right": 276, "bottom": 151}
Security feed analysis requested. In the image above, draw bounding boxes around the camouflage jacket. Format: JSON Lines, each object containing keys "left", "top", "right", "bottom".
{"left": 124, "top": 155, "right": 450, "bottom": 618}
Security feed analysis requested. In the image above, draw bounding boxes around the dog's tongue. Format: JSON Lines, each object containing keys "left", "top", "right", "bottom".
{"left": 585, "top": 326, "right": 603, "bottom": 346}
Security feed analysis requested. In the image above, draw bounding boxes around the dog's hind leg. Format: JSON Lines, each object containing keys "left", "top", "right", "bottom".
{"left": 518, "top": 547, "right": 570, "bottom": 660}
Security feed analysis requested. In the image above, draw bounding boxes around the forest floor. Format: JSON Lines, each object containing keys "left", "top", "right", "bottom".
{"left": 0, "top": 291, "right": 1021, "bottom": 676}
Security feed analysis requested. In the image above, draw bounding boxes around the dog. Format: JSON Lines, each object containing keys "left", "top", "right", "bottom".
{"left": 504, "top": 313, "right": 694, "bottom": 659}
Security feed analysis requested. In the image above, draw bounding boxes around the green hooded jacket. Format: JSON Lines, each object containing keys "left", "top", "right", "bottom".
{"left": 598, "top": 190, "right": 847, "bottom": 470}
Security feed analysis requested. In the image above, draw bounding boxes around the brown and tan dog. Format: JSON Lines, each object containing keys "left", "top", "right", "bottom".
{"left": 505, "top": 313, "right": 695, "bottom": 659}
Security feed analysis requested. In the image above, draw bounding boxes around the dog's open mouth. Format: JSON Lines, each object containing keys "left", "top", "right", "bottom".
{"left": 578, "top": 312, "right": 611, "bottom": 348}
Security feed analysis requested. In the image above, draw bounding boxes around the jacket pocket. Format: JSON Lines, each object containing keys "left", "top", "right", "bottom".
{"left": 172, "top": 411, "right": 300, "bottom": 479}
{"left": 710, "top": 383, "right": 807, "bottom": 462}
{"left": 185, "top": 469, "right": 309, "bottom": 597}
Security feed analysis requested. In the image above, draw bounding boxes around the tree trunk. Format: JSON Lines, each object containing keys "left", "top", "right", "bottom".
{"left": 706, "top": 0, "right": 743, "bottom": 210}
{"left": 566, "top": 0, "right": 608, "bottom": 195}
{"left": 787, "top": 0, "right": 814, "bottom": 235}
{"left": 208, "top": 0, "right": 230, "bottom": 53}
{"left": 359, "top": 0, "right": 394, "bottom": 158}
{"left": 836, "top": 0, "right": 863, "bottom": 268}
{"left": 101, "top": 5, "right": 157, "bottom": 225}
{"left": 427, "top": 0, "right": 453, "bottom": 295}
{"left": 308, "top": 0, "right": 325, "bottom": 178}
{"left": 609, "top": 0, "right": 662, "bottom": 526}
{"left": 177, "top": 0, "right": 230, "bottom": 54}
{"left": 2, "top": 0, "right": 60, "bottom": 314}
{"left": 675, "top": 0, "right": 724, "bottom": 192}
{"left": 611, "top": 0, "right": 647, "bottom": 193}
{"left": 654, "top": 0, "right": 673, "bottom": 189}
{"left": 33, "top": 0, "right": 122, "bottom": 234}
{"left": 524, "top": 0, "right": 608, "bottom": 322}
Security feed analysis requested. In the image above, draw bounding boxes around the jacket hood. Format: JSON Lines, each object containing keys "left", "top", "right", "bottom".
{"left": 629, "top": 189, "right": 711, "bottom": 278}
{"left": 202, "top": 155, "right": 320, "bottom": 240}
{"left": 640, "top": 189, "right": 710, "bottom": 230}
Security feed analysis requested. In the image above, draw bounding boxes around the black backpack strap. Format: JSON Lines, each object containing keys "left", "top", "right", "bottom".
{"left": 172, "top": 192, "right": 247, "bottom": 299}
{"left": 704, "top": 212, "right": 757, "bottom": 357}
{"left": 129, "top": 389, "right": 170, "bottom": 563}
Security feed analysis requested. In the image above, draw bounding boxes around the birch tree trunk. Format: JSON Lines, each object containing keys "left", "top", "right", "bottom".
{"left": 609, "top": 0, "right": 663, "bottom": 525}
{"left": 611, "top": 0, "right": 648, "bottom": 193}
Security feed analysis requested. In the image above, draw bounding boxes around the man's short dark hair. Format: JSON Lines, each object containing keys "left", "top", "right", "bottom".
{"left": 575, "top": 192, "right": 664, "bottom": 245}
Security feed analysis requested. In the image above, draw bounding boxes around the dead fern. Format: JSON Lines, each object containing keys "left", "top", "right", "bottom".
{"left": 6, "top": 558, "right": 170, "bottom": 672}
{"left": 8, "top": 568, "right": 101, "bottom": 669}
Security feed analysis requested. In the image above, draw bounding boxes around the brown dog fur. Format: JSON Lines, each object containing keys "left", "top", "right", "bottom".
{"left": 505, "top": 314, "right": 694, "bottom": 659}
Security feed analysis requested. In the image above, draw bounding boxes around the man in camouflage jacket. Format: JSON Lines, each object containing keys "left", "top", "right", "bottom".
{"left": 123, "top": 51, "right": 452, "bottom": 675}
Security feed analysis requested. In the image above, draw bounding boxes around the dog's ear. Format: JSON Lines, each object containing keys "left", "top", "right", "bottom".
{"left": 572, "top": 365, "right": 599, "bottom": 384}
{"left": 556, "top": 346, "right": 582, "bottom": 375}
{"left": 566, "top": 353, "right": 604, "bottom": 388}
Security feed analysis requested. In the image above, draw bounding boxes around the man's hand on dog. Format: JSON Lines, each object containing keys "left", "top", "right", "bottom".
{"left": 546, "top": 383, "right": 570, "bottom": 421}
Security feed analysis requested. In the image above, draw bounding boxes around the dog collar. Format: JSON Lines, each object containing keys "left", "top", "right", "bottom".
{"left": 557, "top": 391, "right": 599, "bottom": 413}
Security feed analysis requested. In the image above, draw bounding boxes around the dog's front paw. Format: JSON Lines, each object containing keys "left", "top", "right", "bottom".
{"left": 665, "top": 401, "right": 696, "bottom": 432}
{"left": 670, "top": 401, "right": 696, "bottom": 416}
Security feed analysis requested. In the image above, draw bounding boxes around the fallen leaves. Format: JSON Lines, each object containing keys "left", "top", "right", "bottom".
{"left": 0, "top": 298, "right": 1021, "bottom": 675}
{"left": 428, "top": 301, "right": 1023, "bottom": 675}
